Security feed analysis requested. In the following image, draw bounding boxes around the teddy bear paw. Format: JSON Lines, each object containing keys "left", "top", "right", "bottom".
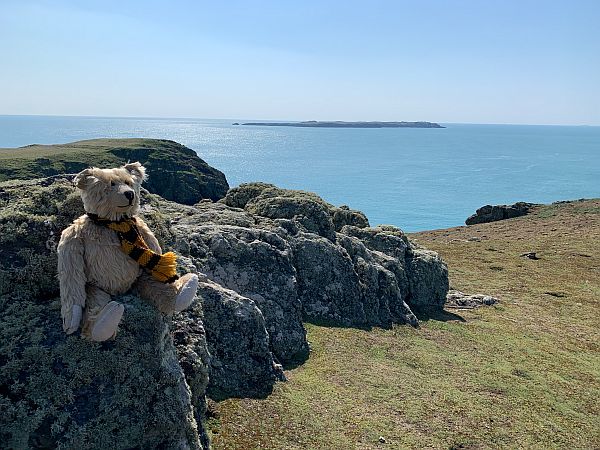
{"left": 64, "top": 304, "right": 83, "bottom": 334}
{"left": 174, "top": 274, "right": 199, "bottom": 312}
{"left": 90, "top": 301, "right": 125, "bottom": 341}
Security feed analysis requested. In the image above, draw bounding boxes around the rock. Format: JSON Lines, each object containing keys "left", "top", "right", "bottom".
{"left": 173, "top": 220, "right": 308, "bottom": 364}
{"left": 0, "top": 138, "right": 230, "bottom": 204}
{"left": 193, "top": 279, "right": 284, "bottom": 400}
{"left": 0, "top": 177, "right": 206, "bottom": 449}
{"left": 465, "top": 202, "right": 536, "bottom": 225}
{"left": 336, "top": 233, "right": 418, "bottom": 326}
{"left": 0, "top": 294, "right": 203, "bottom": 449}
{"left": 446, "top": 290, "right": 499, "bottom": 308}
{"left": 0, "top": 172, "right": 451, "bottom": 446}
{"left": 340, "top": 225, "right": 410, "bottom": 260}
{"left": 520, "top": 252, "right": 540, "bottom": 260}
{"left": 341, "top": 225, "right": 448, "bottom": 310}
{"left": 291, "top": 233, "right": 365, "bottom": 325}
{"left": 405, "top": 248, "right": 450, "bottom": 309}
{"left": 222, "top": 183, "right": 370, "bottom": 234}
{"left": 245, "top": 190, "right": 337, "bottom": 240}
{"left": 332, "top": 204, "right": 370, "bottom": 230}
{"left": 170, "top": 296, "right": 212, "bottom": 450}
{"left": 219, "top": 182, "right": 276, "bottom": 209}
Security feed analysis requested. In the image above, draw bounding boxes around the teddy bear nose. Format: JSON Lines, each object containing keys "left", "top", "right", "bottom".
{"left": 124, "top": 191, "right": 134, "bottom": 201}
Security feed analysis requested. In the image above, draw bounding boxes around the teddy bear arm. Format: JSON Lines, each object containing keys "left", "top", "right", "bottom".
{"left": 57, "top": 227, "right": 87, "bottom": 333}
{"left": 135, "top": 218, "right": 162, "bottom": 254}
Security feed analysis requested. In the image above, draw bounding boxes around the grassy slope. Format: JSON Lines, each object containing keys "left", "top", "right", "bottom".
{"left": 0, "top": 138, "right": 229, "bottom": 203}
{"left": 208, "top": 200, "right": 600, "bottom": 449}
{"left": 0, "top": 138, "right": 179, "bottom": 181}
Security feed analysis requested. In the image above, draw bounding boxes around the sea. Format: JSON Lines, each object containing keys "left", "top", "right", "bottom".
{"left": 0, "top": 115, "right": 598, "bottom": 232}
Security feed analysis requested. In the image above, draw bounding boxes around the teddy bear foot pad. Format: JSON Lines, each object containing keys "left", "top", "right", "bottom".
{"left": 174, "top": 274, "right": 199, "bottom": 312}
{"left": 91, "top": 301, "right": 125, "bottom": 341}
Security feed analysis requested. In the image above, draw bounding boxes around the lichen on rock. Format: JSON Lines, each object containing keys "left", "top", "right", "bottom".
{"left": 1, "top": 167, "right": 450, "bottom": 447}
{"left": 0, "top": 293, "right": 203, "bottom": 449}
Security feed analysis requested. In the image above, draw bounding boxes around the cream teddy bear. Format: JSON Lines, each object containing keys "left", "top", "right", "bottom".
{"left": 57, "top": 162, "right": 199, "bottom": 341}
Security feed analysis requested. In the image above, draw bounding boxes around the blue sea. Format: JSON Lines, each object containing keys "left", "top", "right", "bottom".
{"left": 0, "top": 115, "right": 598, "bottom": 232}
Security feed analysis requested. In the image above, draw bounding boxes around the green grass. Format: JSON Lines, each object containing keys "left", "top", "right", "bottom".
{"left": 0, "top": 138, "right": 228, "bottom": 203}
{"left": 0, "top": 138, "right": 176, "bottom": 181}
{"left": 207, "top": 199, "right": 600, "bottom": 449}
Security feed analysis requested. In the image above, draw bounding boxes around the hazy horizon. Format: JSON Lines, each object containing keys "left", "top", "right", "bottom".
{"left": 1, "top": 114, "right": 599, "bottom": 128}
{"left": 1, "top": 1, "right": 599, "bottom": 126}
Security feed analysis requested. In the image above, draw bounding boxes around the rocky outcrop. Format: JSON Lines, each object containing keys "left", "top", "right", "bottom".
{"left": 0, "top": 177, "right": 206, "bottom": 449}
{"left": 193, "top": 279, "right": 284, "bottom": 400}
{"left": 222, "top": 183, "right": 369, "bottom": 234}
{"left": 0, "top": 138, "right": 230, "bottom": 203}
{"left": 0, "top": 293, "right": 204, "bottom": 450}
{"left": 0, "top": 173, "right": 449, "bottom": 447}
{"left": 465, "top": 202, "right": 536, "bottom": 225}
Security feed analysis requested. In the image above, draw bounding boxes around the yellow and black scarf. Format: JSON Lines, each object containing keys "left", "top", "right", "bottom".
{"left": 87, "top": 213, "right": 179, "bottom": 283}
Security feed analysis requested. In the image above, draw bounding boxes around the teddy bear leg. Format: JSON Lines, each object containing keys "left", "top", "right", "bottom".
{"left": 81, "top": 285, "right": 125, "bottom": 342}
{"left": 135, "top": 272, "right": 198, "bottom": 314}
{"left": 173, "top": 273, "right": 199, "bottom": 312}
{"left": 135, "top": 271, "right": 179, "bottom": 314}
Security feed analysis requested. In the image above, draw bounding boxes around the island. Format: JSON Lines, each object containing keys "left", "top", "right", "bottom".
{"left": 241, "top": 120, "right": 444, "bottom": 128}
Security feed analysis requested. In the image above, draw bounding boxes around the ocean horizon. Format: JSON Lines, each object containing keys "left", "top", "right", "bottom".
{"left": 1, "top": 115, "right": 598, "bottom": 232}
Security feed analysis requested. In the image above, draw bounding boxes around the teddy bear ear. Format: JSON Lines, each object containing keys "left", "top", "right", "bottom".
{"left": 123, "top": 162, "right": 147, "bottom": 182}
{"left": 73, "top": 168, "right": 96, "bottom": 190}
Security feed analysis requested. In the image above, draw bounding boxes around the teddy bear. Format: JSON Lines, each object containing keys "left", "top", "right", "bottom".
{"left": 57, "top": 162, "right": 199, "bottom": 341}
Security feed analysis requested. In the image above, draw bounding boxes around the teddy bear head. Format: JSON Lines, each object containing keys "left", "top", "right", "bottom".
{"left": 74, "top": 162, "right": 147, "bottom": 221}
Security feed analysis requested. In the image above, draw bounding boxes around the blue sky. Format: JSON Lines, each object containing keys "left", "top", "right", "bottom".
{"left": 1, "top": 0, "right": 599, "bottom": 125}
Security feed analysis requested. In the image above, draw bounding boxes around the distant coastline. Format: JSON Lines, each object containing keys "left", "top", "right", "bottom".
{"left": 239, "top": 121, "right": 444, "bottom": 128}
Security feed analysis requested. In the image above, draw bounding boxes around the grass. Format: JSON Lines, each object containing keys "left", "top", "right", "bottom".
{"left": 207, "top": 199, "right": 600, "bottom": 449}
{"left": 0, "top": 138, "right": 179, "bottom": 181}
{"left": 0, "top": 138, "right": 228, "bottom": 203}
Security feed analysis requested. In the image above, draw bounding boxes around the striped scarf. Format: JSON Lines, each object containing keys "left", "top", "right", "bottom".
{"left": 87, "top": 213, "right": 179, "bottom": 283}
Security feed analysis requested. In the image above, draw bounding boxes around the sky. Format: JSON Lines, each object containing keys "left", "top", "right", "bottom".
{"left": 0, "top": 0, "right": 599, "bottom": 125}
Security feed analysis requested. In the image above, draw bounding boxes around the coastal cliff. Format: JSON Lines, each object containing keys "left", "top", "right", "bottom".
{"left": 0, "top": 139, "right": 229, "bottom": 204}
{"left": 0, "top": 140, "right": 448, "bottom": 448}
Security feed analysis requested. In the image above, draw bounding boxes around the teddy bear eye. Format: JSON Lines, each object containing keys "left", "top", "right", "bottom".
{"left": 110, "top": 181, "right": 116, "bottom": 187}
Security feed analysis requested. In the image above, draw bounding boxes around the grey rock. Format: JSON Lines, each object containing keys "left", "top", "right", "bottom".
{"left": 220, "top": 182, "right": 276, "bottom": 209}
{"left": 0, "top": 177, "right": 205, "bottom": 449}
{"left": 446, "top": 290, "right": 499, "bottom": 308}
{"left": 337, "top": 233, "right": 418, "bottom": 326}
{"left": 291, "top": 233, "right": 365, "bottom": 325}
{"left": 196, "top": 279, "right": 283, "bottom": 400}
{"left": 341, "top": 225, "right": 448, "bottom": 310}
{"left": 332, "top": 204, "right": 370, "bottom": 231}
{"left": 171, "top": 296, "right": 212, "bottom": 450}
{"left": 405, "top": 248, "right": 449, "bottom": 309}
{"left": 176, "top": 223, "right": 308, "bottom": 364}
{"left": 223, "top": 183, "right": 370, "bottom": 235}
{"left": 0, "top": 173, "right": 451, "bottom": 447}
{"left": 246, "top": 193, "right": 337, "bottom": 240}
{"left": 0, "top": 292, "right": 202, "bottom": 450}
{"left": 340, "top": 225, "right": 410, "bottom": 260}
{"left": 466, "top": 202, "right": 536, "bottom": 225}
